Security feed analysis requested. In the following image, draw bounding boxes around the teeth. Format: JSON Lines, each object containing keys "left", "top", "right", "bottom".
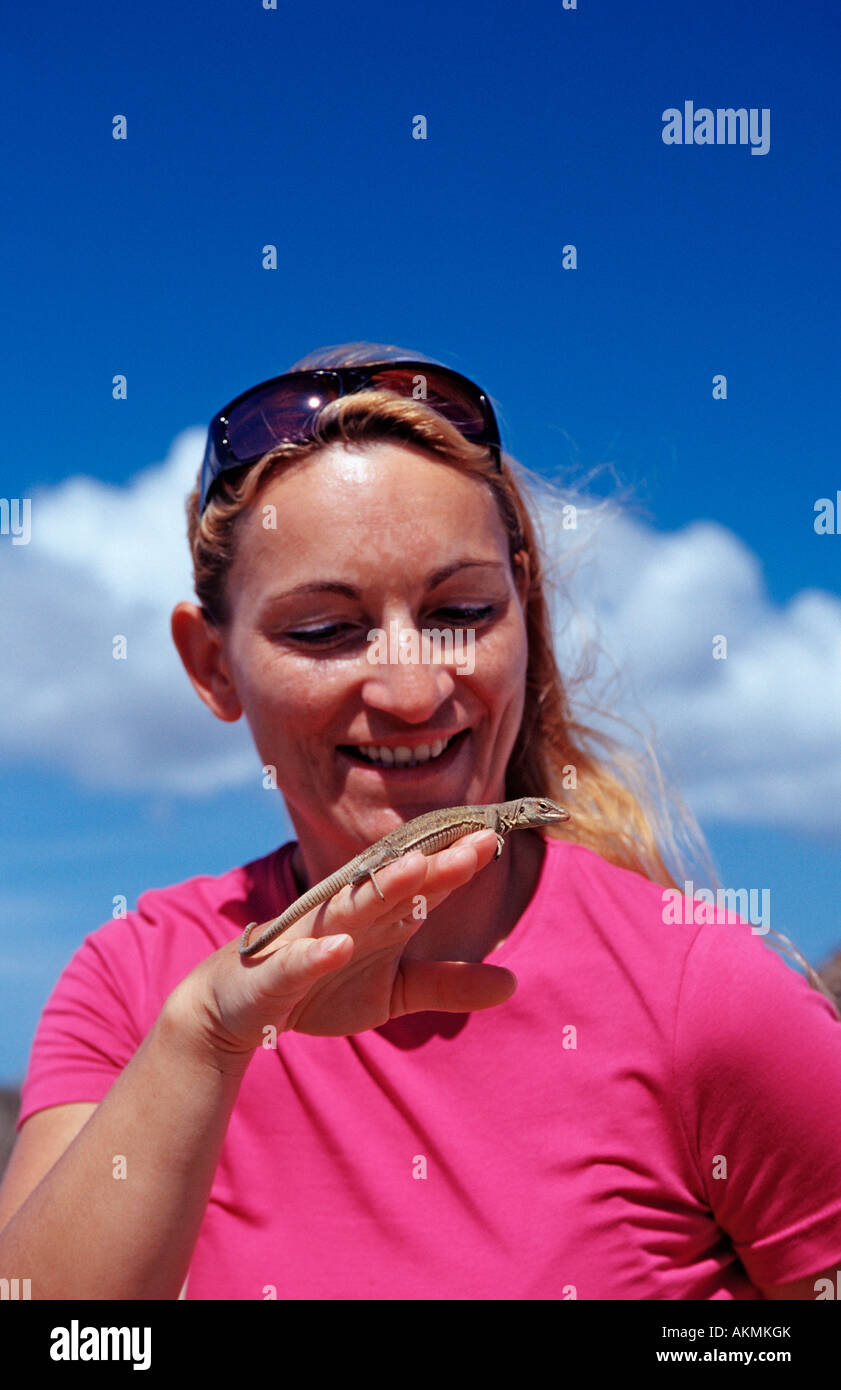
{"left": 352, "top": 734, "right": 457, "bottom": 767}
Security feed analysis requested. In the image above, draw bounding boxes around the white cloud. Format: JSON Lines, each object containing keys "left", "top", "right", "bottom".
{"left": 541, "top": 499, "right": 841, "bottom": 836}
{"left": 0, "top": 430, "right": 257, "bottom": 795}
{"left": 1, "top": 438, "right": 840, "bottom": 834}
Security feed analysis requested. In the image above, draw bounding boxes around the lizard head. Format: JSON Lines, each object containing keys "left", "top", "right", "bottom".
{"left": 517, "top": 797, "right": 570, "bottom": 827}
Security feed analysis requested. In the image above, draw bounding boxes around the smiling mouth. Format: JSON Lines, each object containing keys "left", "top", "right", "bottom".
{"left": 338, "top": 729, "right": 469, "bottom": 769}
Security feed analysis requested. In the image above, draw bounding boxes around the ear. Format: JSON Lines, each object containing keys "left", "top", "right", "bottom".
{"left": 170, "top": 601, "right": 242, "bottom": 723}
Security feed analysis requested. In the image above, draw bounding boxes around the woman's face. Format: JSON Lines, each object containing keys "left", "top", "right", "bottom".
{"left": 217, "top": 442, "right": 529, "bottom": 850}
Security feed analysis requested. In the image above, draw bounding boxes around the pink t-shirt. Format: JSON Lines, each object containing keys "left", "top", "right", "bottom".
{"left": 18, "top": 835, "right": 841, "bottom": 1300}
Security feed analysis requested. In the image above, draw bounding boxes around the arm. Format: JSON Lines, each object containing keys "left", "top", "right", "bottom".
{"left": 0, "top": 1101, "right": 98, "bottom": 1232}
{"left": 675, "top": 924, "right": 841, "bottom": 1300}
{"left": 0, "top": 1000, "right": 249, "bottom": 1300}
{"left": 0, "top": 831, "right": 512, "bottom": 1298}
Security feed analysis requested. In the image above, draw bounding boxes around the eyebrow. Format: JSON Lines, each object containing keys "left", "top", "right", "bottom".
{"left": 259, "top": 560, "right": 507, "bottom": 607}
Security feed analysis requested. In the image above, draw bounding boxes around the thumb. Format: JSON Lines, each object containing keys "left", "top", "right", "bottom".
{"left": 392, "top": 959, "right": 517, "bottom": 1017}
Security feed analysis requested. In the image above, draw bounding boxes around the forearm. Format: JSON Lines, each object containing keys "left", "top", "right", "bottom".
{"left": 0, "top": 998, "right": 252, "bottom": 1300}
{"left": 0, "top": 837, "right": 511, "bottom": 1299}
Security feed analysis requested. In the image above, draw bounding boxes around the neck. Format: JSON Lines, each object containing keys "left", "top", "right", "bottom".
{"left": 408, "top": 827, "right": 545, "bottom": 961}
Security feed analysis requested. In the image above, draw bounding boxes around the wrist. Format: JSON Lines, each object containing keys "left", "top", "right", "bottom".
{"left": 161, "top": 978, "right": 256, "bottom": 1082}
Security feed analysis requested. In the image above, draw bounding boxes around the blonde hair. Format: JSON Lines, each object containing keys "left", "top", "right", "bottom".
{"left": 185, "top": 341, "right": 836, "bottom": 1008}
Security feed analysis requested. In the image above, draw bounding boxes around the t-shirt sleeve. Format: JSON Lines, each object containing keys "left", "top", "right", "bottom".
{"left": 674, "top": 923, "right": 841, "bottom": 1290}
{"left": 17, "top": 922, "right": 148, "bottom": 1130}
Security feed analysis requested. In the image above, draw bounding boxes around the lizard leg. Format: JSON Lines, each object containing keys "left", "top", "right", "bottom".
{"left": 494, "top": 833, "right": 505, "bottom": 859}
{"left": 352, "top": 850, "right": 402, "bottom": 902}
{"left": 365, "top": 867, "right": 386, "bottom": 901}
{"left": 353, "top": 856, "right": 400, "bottom": 901}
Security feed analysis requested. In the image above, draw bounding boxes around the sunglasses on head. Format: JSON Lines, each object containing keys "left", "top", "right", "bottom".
{"left": 198, "top": 360, "right": 502, "bottom": 514}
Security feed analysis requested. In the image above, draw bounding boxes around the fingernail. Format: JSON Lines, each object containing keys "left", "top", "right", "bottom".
{"left": 320, "top": 935, "right": 349, "bottom": 954}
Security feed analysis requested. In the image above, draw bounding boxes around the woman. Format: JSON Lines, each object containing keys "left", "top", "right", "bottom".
{"left": 2, "top": 342, "right": 840, "bottom": 1300}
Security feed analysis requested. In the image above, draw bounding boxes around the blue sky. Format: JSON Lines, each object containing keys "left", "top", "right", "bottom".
{"left": 1, "top": 0, "right": 839, "bottom": 1082}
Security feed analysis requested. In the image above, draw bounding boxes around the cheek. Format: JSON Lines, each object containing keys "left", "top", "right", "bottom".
{"left": 474, "top": 617, "right": 528, "bottom": 713}
{"left": 241, "top": 647, "right": 348, "bottom": 740}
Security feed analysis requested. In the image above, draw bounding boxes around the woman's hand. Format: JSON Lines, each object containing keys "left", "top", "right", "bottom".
{"left": 171, "top": 829, "right": 517, "bottom": 1064}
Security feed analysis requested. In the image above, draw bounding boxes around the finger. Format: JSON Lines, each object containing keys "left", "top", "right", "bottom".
{"left": 240, "top": 856, "right": 433, "bottom": 953}
{"left": 293, "top": 831, "right": 502, "bottom": 939}
{"left": 356, "top": 832, "right": 503, "bottom": 930}
{"left": 392, "top": 959, "right": 517, "bottom": 1017}
{"left": 358, "top": 830, "right": 501, "bottom": 909}
{"left": 241, "top": 930, "right": 354, "bottom": 985}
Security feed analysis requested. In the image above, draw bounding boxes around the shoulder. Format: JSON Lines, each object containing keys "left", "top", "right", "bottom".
{"left": 675, "top": 909, "right": 841, "bottom": 1291}
{"left": 87, "top": 842, "right": 290, "bottom": 965}
{"left": 17, "top": 843, "right": 293, "bottom": 1128}
{"left": 537, "top": 837, "right": 841, "bottom": 1290}
{"left": 539, "top": 835, "right": 673, "bottom": 917}
{"left": 533, "top": 834, "right": 701, "bottom": 978}
{"left": 128, "top": 843, "right": 288, "bottom": 949}
{"left": 533, "top": 833, "right": 840, "bottom": 1041}
{"left": 65, "top": 842, "right": 293, "bottom": 1020}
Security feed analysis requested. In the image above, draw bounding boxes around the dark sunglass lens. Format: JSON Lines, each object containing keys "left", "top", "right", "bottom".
{"left": 368, "top": 368, "right": 487, "bottom": 439}
{"left": 225, "top": 379, "right": 340, "bottom": 460}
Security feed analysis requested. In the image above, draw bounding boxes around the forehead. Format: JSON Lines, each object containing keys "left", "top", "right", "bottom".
{"left": 229, "top": 443, "right": 509, "bottom": 584}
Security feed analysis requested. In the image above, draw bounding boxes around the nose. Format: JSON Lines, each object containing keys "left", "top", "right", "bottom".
{"left": 360, "top": 615, "right": 458, "bottom": 723}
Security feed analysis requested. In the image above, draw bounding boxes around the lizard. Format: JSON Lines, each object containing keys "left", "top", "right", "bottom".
{"left": 238, "top": 796, "right": 570, "bottom": 958}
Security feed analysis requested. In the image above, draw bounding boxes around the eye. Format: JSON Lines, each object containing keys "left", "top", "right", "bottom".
{"left": 431, "top": 604, "right": 496, "bottom": 625}
{"left": 285, "top": 623, "right": 355, "bottom": 645}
